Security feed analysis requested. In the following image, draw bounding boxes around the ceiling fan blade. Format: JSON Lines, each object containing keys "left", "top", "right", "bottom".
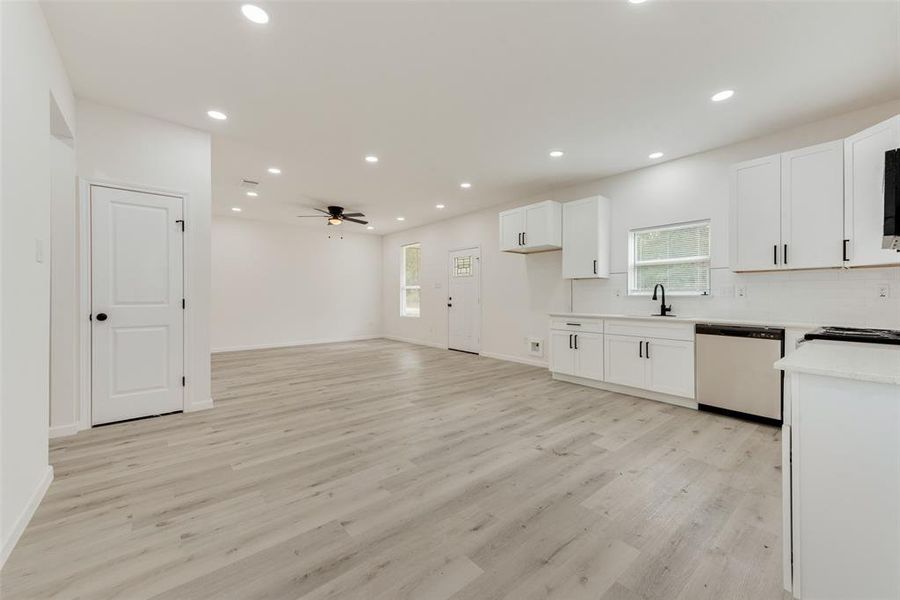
{"left": 297, "top": 215, "right": 324, "bottom": 218}
{"left": 343, "top": 217, "right": 369, "bottom": 225}
{"left": 313, "top": 207, "right": 331, "bottom": 215}
{"left": 342, "top": 212, "right": 365, "bottom": 218}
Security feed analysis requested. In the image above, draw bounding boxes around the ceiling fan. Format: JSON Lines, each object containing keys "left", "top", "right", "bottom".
{"left": 297, "top": 205, "right": 368, "bottom": 226}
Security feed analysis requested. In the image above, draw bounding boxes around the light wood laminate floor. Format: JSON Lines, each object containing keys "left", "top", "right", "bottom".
{"left": 1, "top": 340, "right": 784, "bottom": 599}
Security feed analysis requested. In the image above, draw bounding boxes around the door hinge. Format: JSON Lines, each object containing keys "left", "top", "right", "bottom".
{"left": 182, "top": 376, "right": 186, "bottom": 387}
{"left": 176, "top": 219, "right": 185, "bottom": 232}
{"left": 182, "top": 298, "right": 186, "bottom": 309}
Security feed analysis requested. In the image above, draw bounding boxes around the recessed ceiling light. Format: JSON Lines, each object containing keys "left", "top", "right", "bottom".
{"left": 267, "top": 167, "right": 281, "bottom": 174}
{"left": 231, "top": 207, "right": 242, "bottom": 212}
{"left": 460, "top": 182, "right": 472, "bottom": 189}
{"left": 241, "top": 4, "right": 269, "bottom": 24}
{"left": 549, "top": 150, "right": 565, "bottom": 158}
{"left": 648, "top": 152, "right": 664, "bottom": 159}
{"left": 396, "top": 216, "right": 405, "bottom": 221}
{"left": 365, "top": 155, "right": 379, "bottom": 163}
{"left": 246, "top": 191, "right": 258, "bottom": 197}
{"left": 207, "top": 110, "right": 227, "bottom": 120}
{"left": 366, "top": 226, "right": 375, "bottom": 230}
{"left": 711, "top": 89, "right": 735, "bottom": 102}
{"left": 435, "top": 204, "right": 445, "bottom": 209}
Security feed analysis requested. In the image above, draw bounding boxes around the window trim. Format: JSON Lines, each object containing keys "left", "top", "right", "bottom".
{"left": 627, "top": 219, "right": 711, "bottom": 297}
{"left": 400, "top": 243, "right": 421, "bottom": 318}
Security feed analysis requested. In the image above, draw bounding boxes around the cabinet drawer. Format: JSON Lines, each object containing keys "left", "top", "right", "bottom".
{"left": 550, "top": 319, "right": 604, "bottom": 333}
{"left": 604, "top": 319, "right": 693, "bottom": 341}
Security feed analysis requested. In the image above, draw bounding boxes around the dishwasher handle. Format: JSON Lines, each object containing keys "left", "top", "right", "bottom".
{"left": 695, "top": 323, "right": 784, "bottom": 340}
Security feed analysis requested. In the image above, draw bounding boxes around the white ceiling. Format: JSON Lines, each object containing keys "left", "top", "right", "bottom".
{"left": 43, "top": 1, "right": 900, "bottom": 234}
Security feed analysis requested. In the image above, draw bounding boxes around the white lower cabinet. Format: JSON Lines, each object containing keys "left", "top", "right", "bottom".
{"left": 550, "top": 330, "right": 575, "bottom": 375}
{"left": 643, "top": 338, "right": 695, "bottom": 398}
{"left": 604, "top": 334, "right": 695, "bottom": 399}
{"left": 603, "top": 335, "right": 645, "bottom": 388}
{"left": 550, "top": 329, "right": 603, "bottom": 380}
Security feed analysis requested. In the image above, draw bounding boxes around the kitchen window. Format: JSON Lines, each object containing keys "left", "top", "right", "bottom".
{"left": 628, "top": 220, "right": 710, "bottom": 296}
{"left": 401, "top": 243, "right": 421, "bottom": 317}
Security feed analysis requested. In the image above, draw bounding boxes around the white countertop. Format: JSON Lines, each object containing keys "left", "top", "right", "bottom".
{"left": 549, "top": 312, "right": 820, "bottom": 331}
{"left": 775, "top": 340, "right": 900, "bottom": 386}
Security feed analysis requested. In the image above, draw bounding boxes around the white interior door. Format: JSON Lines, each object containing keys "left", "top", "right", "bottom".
{"left": 91, "top": 185, "right": 184, "bottom": 425}
{"left": 448, "top": 248, "right": 481, "bottom": 353}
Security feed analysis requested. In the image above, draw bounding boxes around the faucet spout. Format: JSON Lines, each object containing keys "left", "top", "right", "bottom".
{"left": 652, "top": 284, "right": 672, "bottom": 316}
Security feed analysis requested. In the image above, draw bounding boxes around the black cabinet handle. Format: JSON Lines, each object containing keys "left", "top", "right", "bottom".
{"left": 573, "top": 334, "right": 578, "bottom": 350}
{"left": 843, "top": 239, "right": 849, "bottom": 262}
{"left": 645, "top": 341, "right": 650, "bottom": 359}
{"left": 593, "top": 259, "right": 597, "bottom": 275}
{"left": 565, "top": 322, "right": 581, "bottom": 326}
{"left": 569, "top": 334, "right": 573, "bottom": 349}
{"left": 639, "top": 340, "right": 643, "bottom": 358}
{"left": 95, "top": 312, "right": 108, "bottom": 322}
{"left": 784, "top": 244, "right": 788, "bottom": 265}
{"left": 773, "top": 244, "right": 777, "bottom": 265}
{"left": 522, "top": 232, "right": 526, "bottom": 246}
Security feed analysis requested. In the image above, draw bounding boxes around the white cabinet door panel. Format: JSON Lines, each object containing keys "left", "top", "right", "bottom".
{"left": 730, "top": 155, "right": 782, "bottom": 271}
{"left": 499, "top": 208, "right": 524, "bottom": 252}
{"left": 781, "top": 140, "right": 844, "bottom": 269}
{"left": 844, "top": 115, "right": 900, "bottom": 267}
{"left": 644, "top": 338, "right": 695, "bottom": 399}
{"left": 550, "top": 330, "right": 575, "bottom": 375}
{"left": 574, "top": 332, "right": 604, "bottom": 381}
{"left": 562, "top": 198, "right": 597, "bottom": 279}
{"left": 604, "top": 335, "right": 645, "bottom": 389}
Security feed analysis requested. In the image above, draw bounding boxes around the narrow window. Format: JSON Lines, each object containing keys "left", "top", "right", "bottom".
{"left": 401, "top": 243, "right": 421, "bottom": 317}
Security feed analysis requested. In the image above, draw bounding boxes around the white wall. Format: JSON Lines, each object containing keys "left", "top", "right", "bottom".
{"left": 382, "top": 99, "right": 900, "bottom": 365}
{"left": 0, "top": 1, "right": 76, "bottom": 565}
{"left": 75, "top": 100, "right": 213, "bottom": 413}
{"left": 50, "top": 134, "right": 79, "bottom": 437}
{"left": 211, "top": 216, "right": 382, "bottom": 352}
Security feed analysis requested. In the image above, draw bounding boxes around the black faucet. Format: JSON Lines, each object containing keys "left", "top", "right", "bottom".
{"left": 652, "top": 284, "right": 672, "bottom": 316}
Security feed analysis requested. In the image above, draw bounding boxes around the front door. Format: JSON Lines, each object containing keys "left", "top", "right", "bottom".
{"left": 447, "top": 248, "right": 481, "bottom": 353}
{"left": 91, "top": 185, "right": 184, "bottom": 425}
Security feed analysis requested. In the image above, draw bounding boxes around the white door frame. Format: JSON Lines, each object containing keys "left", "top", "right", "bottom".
{"left": 447, "top": 245, "right": 482, "bottom": 354}
{"left": 78, "top": 179, "right": 193, "bottom": 430}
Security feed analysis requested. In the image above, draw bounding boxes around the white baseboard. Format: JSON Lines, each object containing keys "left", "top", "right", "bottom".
{"left": 184, "top": 398, "right": 214, "bottom": 413}
{"left": 552, "top": 372, "right": 698, "bottom": 410}
{"left": 382, "top": 335, "right": 447, "bottom": 350}
{"left": 1, "top": 465, "right": 53, "bottom": 568}
{"left": 211, "top": 335, "right": 381, "bottom": 354}
{"left": 480, "top": 351, "right": 548, "bottom": 368}
{"left": 49, "top": 422, "right": 80, "bottom": 439}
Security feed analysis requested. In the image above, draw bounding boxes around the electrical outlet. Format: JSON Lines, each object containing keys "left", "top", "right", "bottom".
{"left": 736, "top": 286, "right": 747, "bottom": 298}
{"left": 877, "top": 285, "right": 890, "bottom": 299}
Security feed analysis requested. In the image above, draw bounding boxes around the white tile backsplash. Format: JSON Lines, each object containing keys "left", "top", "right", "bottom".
{"left": 573, "top": 266, "right": 900, "bottom": 329}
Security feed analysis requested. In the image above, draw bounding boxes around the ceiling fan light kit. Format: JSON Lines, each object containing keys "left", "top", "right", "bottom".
{"left": 297, "top": 205, "right": 368, "bottom": 226}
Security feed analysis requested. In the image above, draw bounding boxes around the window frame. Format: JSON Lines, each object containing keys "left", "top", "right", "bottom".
{"left": 400, "top": 243, "right": 422, "bottom": 318}
{"left": 627, "top": 220, "right": 711, "bottom": 297}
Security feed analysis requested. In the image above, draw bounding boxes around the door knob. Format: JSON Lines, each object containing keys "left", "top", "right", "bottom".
{"left": 95, "top": 312, "right": 108, "bottom": 322}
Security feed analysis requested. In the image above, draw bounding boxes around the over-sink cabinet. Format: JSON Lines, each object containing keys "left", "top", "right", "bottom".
{"left": 550, "top": 316, "right": 696, "bottom": 406}
{"left": 730, "top": 114, "right": 900, "bottom": 272}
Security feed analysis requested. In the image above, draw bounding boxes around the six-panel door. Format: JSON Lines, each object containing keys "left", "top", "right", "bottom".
{"left": 91, "top": 185, "right": 184, "bottom": 425}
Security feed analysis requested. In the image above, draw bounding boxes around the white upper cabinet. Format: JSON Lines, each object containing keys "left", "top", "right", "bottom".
{"left": 730, "top": 154, "right": 782, "bottom": 271}
{"left": 562, "top": 196, "right": 611, "bottom": 279}
{"left": 498, "top": 200, "right": 561, "bottom": 253}
{"left": 844, "top": 115, "right": 900, "bottom": 267}
{"left": 781, "top": 140, "right": 844, "bottom": 270}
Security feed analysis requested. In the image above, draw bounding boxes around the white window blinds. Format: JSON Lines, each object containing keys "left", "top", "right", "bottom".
{"left": 628, "top": 221, "right": 710, "bottom": 295}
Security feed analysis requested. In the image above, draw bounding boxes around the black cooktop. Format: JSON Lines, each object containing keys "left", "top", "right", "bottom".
{"left": 804, "top": 327, "right": 900, "bottom": 345}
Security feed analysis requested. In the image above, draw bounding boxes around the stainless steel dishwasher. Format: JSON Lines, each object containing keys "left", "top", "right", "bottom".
{"left": 695, "top": 324, "right": 784, "bottom": 424}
